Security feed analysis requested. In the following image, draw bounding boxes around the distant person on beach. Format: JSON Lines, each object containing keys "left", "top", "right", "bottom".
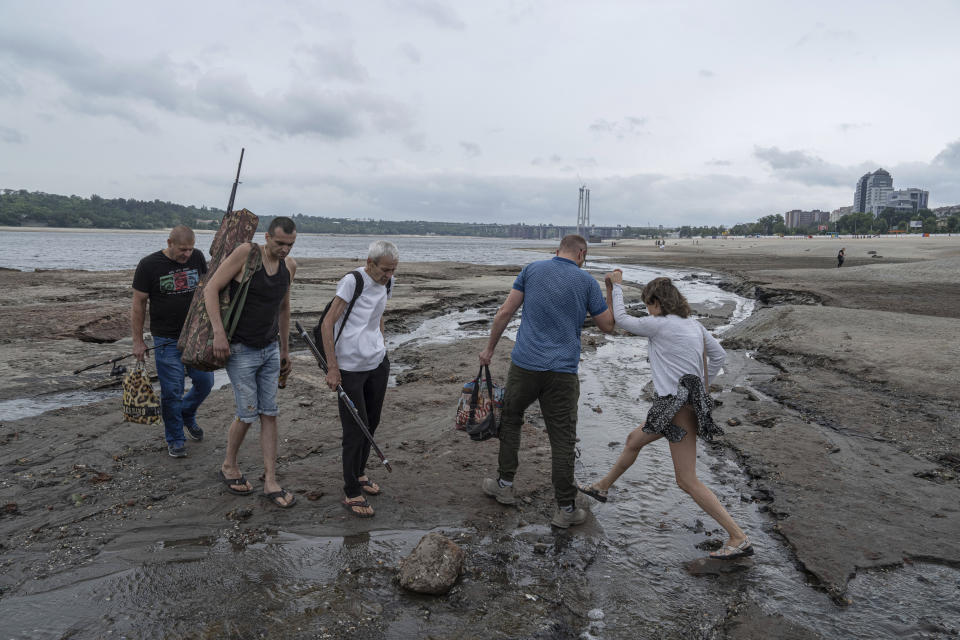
{"left": 132, "top": 225, "right": 213, "bottom": 459}
{"left": 204, "top": 216, "right": 297, "bottom": 508}
{"left": 578, "top": 271, "right": 753, "bottom": 559}
{"left": 320, "top": 240, "right": 398, "bottom": 518}
{"left": 479, "top": 234, "right": 615, "bottom": 528}
{"left": 837, "top": 247, "right": 845, "bottom": 268}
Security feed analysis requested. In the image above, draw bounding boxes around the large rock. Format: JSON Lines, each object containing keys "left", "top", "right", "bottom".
{"left": 398, "top": 533, "right": 465, "bottom": 595}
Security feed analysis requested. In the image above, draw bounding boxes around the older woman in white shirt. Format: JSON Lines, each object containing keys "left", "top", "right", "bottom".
{"left": 578, "top": 270, "right": 752, "bottom": 560}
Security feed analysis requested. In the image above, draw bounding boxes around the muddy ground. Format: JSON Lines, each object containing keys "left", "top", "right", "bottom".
{"left": 1, "top": 237, "right": 960, "bottom": 638}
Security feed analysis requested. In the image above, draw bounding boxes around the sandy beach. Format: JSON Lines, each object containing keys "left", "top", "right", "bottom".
{"left": 1, "top": 236, "right": 959, "bottom": 638}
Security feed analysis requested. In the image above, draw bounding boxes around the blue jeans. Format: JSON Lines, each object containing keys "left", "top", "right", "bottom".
{"left": 225, "top": 341, "right": 280, "bottom": 424}
{"left": 153, "top": 341, "right": 214, "bottom": 446}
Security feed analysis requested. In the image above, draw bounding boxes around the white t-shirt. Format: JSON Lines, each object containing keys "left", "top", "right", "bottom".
{"left": 611, "top": 284, "right": 725, "bottom": 397}
{"left": 332, "top": 268, "right": 393, "bottom": 372}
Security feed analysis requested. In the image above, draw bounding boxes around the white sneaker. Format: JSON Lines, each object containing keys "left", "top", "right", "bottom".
{"left": 482, "top": 478, "right": 516, "bottom": 505}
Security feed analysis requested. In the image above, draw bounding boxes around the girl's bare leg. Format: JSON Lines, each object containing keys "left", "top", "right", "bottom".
{"left": 591, "top": 426, "right": 662, "bottom": 491}
{"left": 669, "top": 406, "right": 746, "bottom": 546}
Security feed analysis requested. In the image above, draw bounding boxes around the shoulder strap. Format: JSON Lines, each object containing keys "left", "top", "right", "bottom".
{"left": 223, "top": 244, "right": 261, "bottom": 339}
{"left": 334, "top": 270, "right": 364, "bottom": 345}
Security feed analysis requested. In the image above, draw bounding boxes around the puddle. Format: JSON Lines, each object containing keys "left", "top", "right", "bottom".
{"left": 0, "top": 369, "right": 231, "bottom": 421}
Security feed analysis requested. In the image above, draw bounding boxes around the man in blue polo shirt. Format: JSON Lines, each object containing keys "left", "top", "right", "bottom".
{"left": 479, "top": 234, "right": 615, "bottom": 527}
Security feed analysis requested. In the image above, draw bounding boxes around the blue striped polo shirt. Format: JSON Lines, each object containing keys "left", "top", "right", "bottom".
{"left": 510, "top": 256, "right": 607, "bottom": 374}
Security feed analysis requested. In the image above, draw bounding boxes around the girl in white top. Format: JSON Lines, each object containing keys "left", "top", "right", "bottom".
{"left": 578, "top": 270, "right": 752, "bottom": 560}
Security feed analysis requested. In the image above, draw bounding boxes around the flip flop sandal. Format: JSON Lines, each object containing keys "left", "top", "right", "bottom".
{"left": 219, "top": 469, "right": 254, "bottom": 496}
{"left": 262, "top": 488, "right": 296, "bottom": 508}
{"left": 359, "top": 479, "right": 381, "bottom": 495}
{"left": 342, "top": 497, "right": 374, "bottom": 518}
{"left": 577, "top": 483, "right": 608, "bottom": 503}
{"left": 709, "top": 538, "right": 754, "bottom": 560}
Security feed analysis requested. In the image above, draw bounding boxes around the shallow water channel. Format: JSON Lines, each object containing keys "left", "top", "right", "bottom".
{"left": 2, "top": 264, "right": 958, "bottom": 639}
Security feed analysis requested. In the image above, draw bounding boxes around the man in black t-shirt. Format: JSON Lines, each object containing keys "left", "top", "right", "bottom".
{"left": 132, "top": 225, "right": 214, "bottom": 458}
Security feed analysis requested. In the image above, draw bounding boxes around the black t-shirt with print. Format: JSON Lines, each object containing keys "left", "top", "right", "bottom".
{"left": 133, "top": 249, "right": 208, "bottom": 339}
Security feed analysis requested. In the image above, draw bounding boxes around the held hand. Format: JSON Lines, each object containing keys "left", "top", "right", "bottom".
{"left": 280, "top": 354, "right": 292, "bottom": 376}
{"left": 325, "top": 367, "right": 341, "bottom": 390}
{"left": 132, "top": 340, "right": 147, "bottom": 362}
{"left": 478, "top": 349, "right": 493, "bottom": 366}
{"left": 606, "top": 269, "right": 623, "bottom": 286}
{"left": 212, "top": 333, "right": 230, "bottom": 362}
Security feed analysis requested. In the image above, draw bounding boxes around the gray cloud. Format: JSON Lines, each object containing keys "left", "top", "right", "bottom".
{"left": 754, "top": 146, "right": 862, "bottom": 187}
{"left": 403, "top": 132, "right": 427, "bottom": 152}
{"left": 0, "top": 27, "right": 412, "bottom": 139}
{"left": 589, "top": 116, "right": 647, "bottom": 140}
{"left": 754, "top": 146, "right": 818, "bottom": 170}
{"left": 398, "top": 1, "right": 466, "bottom": 29}
{"left": 0, "top": 72, "right": 23, "bottom": 97}
{"left": 706, "top": 159, "right": 732, "bottom": 166}
{"left": 398, "top": 43, "right": 422, "bottom": 64}
{"left": 838, "top": 122, "right": 869, "bottom": 132}
{"left": 460, "top": 141, "right": 481, "bottom": 157}
{"left": 933, "top": 139, "right": 960, "bottom": 168}
{"left": 0, "top": 126, "right": 25, "bottom": 143}
{"left": 299, "top": 43, "right": 368, "bottom": 82}
{"left": 698, "top": 69, "right": 715, "bottom": 78}
{"left": 795, "top": 25, "right": 858, "bottom": 48}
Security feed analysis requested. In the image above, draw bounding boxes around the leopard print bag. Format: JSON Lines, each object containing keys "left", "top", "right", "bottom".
{"left": 121, "top": 362, "right": 161, "bottom": 425}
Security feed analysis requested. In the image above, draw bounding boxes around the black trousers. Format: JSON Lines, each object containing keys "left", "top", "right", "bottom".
{"left": 339, "top": 356, "right": 389, "bottom": 498}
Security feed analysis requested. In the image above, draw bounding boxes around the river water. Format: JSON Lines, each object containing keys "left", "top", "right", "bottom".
{"left": 1, "top": 234, "right": 957, "bottom": 638}
{"left": 0, "top": 230, "right": 557, "bottom": 272}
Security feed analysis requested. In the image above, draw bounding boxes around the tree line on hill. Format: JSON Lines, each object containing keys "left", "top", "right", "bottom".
{"left": 3, "top": 189, "right": 958, "bottom": 238}
{"left": 678, "top": 208, "right": 959, "bottom": 238}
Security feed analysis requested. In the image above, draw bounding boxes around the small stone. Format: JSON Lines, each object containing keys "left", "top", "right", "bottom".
{"left": 4, "top": 503, "right": 19, "bottom": 515}
{"left": 587, "top": 609, "right": 605, "bottom": 621}
{"left": 726, "top": 417, "right": 742, "bottom": 426}
{"left": 533, "top": 543, "right": 550, "bottom": 554}
{"left": 591, "top": 406, "right": 603, "bottom": 414}
{"left": 306, "top": 490, "right": 324, "bottom": 501}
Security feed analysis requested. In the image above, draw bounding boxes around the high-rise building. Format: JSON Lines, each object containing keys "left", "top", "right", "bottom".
{"left": 853, "top": 173, "right": 871, "bottom": 213}
{"left": 863, "top": 169, "right": 893, "bottom": 215}
{"left": 852, "top": 169, "right": 929, "bottom": 215}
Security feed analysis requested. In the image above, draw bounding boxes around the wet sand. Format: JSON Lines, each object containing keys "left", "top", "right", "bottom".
{"left": 1, "top": 237, "right": 959, "bottom": 637}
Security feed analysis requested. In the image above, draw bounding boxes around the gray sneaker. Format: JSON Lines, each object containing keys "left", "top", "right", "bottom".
{"left": 551, "top": 505, "right": 587, "bottom": 528}
{"left": 482, "top": 478, "right": 516, "bottom": 505}
{"left": 167, "top": 443, "right": 187, "bottom": 458}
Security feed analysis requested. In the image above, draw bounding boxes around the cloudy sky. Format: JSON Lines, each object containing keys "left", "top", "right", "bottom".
{"left": 1, "top": 1, "right": 958, "bottom": 228}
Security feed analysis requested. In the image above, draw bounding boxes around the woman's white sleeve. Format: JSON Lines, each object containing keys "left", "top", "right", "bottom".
{"left": 612, "top": 284, "right": 659, "bottom": 337}
{"left": 701, "top": 324, "right": 726, "bottom": 383}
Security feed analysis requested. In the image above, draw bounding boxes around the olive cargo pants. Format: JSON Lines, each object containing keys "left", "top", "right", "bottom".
{"left": 497, "top": 362, "right": 580, "bottom": 506}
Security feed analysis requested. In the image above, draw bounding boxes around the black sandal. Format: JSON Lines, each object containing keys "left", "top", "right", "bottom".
{"left": 342, "top": 497, "right": 374, "bottom": 518}
{"left": 262, "top": 488, "right": 296, "bottom": 508}
{"left": 219, "top": 469, "right": 254, "bottom": 496}
{"left": 577, "top": 483, "right": 609, "bottom": 503}
{"left": 359, "top": 479, "right": 381, "bottom": 495}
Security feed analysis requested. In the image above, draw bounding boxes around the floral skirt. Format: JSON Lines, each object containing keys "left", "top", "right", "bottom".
{"left": 642, "top": 374, "right": 723, "bottom": 443}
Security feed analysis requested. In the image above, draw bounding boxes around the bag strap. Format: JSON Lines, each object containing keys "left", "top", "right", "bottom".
{"left": 467, "top": 365, "right": 483, "bottom": 422}
{"left": 467, "top": 365, "right": 496, "bottom": 424}
{"left": 223, "top": 244, "right": 262, "bottom": 340}
{"left": 334, "top": 270, "right": 365, "bottom": 345}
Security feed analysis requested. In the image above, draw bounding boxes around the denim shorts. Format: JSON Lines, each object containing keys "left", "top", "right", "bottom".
{"left": 226, "top": 341, "right": 280, "bottom": 423}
